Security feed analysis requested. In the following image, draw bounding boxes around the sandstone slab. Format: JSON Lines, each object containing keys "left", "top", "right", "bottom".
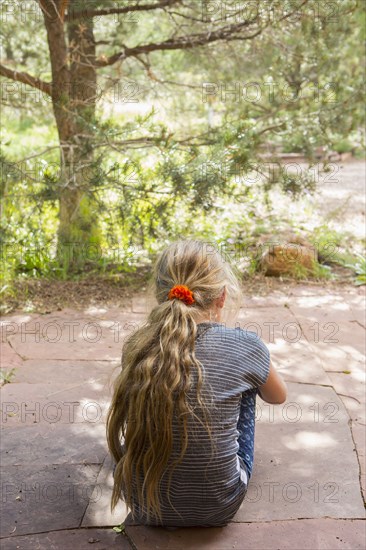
{"left": 234, "top": 383, "right": 365, "bottom": 521}
{"left": 0, "top": 529, "right": 131, "bottom": 549}
{"left": 0, "top": 381, "right": 112, "bottom": 428}
{"left": 126, "top": 519, "right": 366, "bottom": 550}
{"left": 12, "top": 358, "right": 119, "bottom": 385}
{"left": 1, "top": 423, "right": 107, "bottom": 466}
{"left": 0, "top": 342, "right": 24, "bottom": 370}
{"left": 82, "top": 454, "right": 129, "bottom": 527}
{"left": 7, "top": 312, "right": 145, "bottom": 361}
{"left": 237, "top": 307, "right": 332, "bottom": 385}
{"left": 0, "top": 463, "right": 100, "bottom": 537}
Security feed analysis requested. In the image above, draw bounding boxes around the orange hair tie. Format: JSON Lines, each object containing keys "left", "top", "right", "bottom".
{"left": 168, "top": 284, "right": 195, "bottom": 306}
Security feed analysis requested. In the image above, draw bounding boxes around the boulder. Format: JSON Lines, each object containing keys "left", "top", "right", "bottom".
{"left": 259, "top": 234, "right": 318, "bottom": 277}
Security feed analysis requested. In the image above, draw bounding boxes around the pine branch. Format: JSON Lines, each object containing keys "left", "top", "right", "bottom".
{"left": 0, "top": 63, "right": 52, "bottom": 95}
{"left": 95, "top": 23, "right": 262, "bottom": 67}
{"left": 95, "top": 0, "right": 310, "bottom": 68}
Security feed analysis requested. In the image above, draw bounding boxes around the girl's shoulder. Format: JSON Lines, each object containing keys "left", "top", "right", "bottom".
{"left": 196, "top": 322, "right": 270, "bottom": 385}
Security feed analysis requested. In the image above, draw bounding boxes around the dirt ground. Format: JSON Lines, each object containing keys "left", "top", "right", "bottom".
{"left": 2, "top": 272, "right": 357, "bottom": 315}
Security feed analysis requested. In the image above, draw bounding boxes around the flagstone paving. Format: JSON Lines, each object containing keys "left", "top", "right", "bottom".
{"left": 0, "top": 284, "right": 365, "bottom": 549}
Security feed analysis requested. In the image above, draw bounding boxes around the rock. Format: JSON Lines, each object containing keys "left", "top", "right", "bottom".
{"left": 260, "top": 235, "right": 318, "bottom": 277}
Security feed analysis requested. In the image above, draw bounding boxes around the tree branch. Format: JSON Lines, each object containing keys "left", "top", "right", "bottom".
{"left": 95, "top": 0, "right": 310, "bottom": 68}
{"left": 66, "top": 0, "right": 182, "bottom": 21}
{"left": 95, "top": 22, "right": 262, "bottom": 67}
{"left": 0, "top": 63, "right": 52, "bottom": 95}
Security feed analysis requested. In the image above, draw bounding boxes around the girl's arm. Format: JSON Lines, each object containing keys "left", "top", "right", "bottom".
{"left": 258, "top": 361, "right": 287, "bottom": 404}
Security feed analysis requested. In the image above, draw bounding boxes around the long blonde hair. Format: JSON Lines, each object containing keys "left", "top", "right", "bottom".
{"left": 106, "top": 240, "right": 241, "bottom": 522}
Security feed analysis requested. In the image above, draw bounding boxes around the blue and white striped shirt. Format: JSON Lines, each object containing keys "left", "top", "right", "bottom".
{"left": 130, "top": 322, "right": 271, "bottom": 527}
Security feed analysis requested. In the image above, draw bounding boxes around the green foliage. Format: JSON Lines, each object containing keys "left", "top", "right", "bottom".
{"left": 346, "top": 254, "right": 366, "bottom": 286}
{"left": 308, "top": 225, "right": 358, "bottom": 267}
{"left": 112, "top": 523, "right": 125, "bottom": 534}
{"left": 0, "top": 368, "right": 16, "bottom": 386}
{"left": 267, "top": 165, "right": 317, "bottom": 197}
{"left": 0, "top": 0, "right": 364, "bottom": 283}
{"left": 333, "top": 139, "right": 355, "bottom": 154}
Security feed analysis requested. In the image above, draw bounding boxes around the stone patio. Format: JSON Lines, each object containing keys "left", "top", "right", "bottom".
{"left": 0, "top": 284, "right": 365, "bottom": 549}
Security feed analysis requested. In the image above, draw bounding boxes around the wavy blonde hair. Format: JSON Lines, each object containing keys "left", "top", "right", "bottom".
{"left": 106, "top": 240, "right": 241, "bottom": 522}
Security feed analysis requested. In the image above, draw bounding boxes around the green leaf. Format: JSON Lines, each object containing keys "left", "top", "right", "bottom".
{"left": 113, "top": 523, "right": 125, "bottom": 533}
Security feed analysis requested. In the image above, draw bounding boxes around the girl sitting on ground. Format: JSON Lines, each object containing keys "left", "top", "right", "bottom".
{"left": 107, "top": 239, "right": 287, "bottom": 527}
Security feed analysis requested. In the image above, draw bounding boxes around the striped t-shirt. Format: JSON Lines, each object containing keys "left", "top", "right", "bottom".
{"left": 130, "top": 322, "right": 271, "bottom": 527}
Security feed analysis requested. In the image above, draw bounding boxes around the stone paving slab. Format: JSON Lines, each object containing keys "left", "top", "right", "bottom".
{"left": 8, "top": 334, "right": 120, "bottom": 362}
{"left": 268, "top": 343, "right": 332, "bottom": 386}
{"left": 0, "top": 529, "right": 132, "bottom": 550}
{"left": 288, "top": 288, "right": 366, "bottom": 328}
{"left": 0, "top": 381, "right": 111, "bottom": 427}
{"left": 237, "top": 307, "right": 332, "bottom": 385}
{"left": 336, "top": 392, "right": 365, "bottom": 425}
{"left": 1, "top": 341, "right": 24, "bottom": 370}
{"left": 237, "top": 305, "right": 295, "bottom": 329}
{"left": 11, "top": 359, "right": 119, "bottom": 386}
{"left": 126, "top": 519, "right": 366, "bottom": 550}
{"left": 289, "top": 304, "right": 366, "bottom": 354}
{"left": 0, "top": 314, "right": 36, "bottom": 342}
{"left": 1, "top": 423, "right": 107, "bottom": 466}
{"left": 326, "top": 372, "right": 365, "bottom": 407}
{"left": 351, "top": 419, "right": 366, "bottom": 455}
{"left": 326, "top": 369, "right": 366, "bottom": 504}
{"left": 82, "top": 454, "right": 129, "bottom": 527}
{"left": 234, "top": 383, "right": 364, "bottom": 522}
{"left": 0, "top": 463, "right": 100, "bottom": 537}
{"left": 1, "top": 284, "right": 365, "bottom": 549}
{"left": 305, "top": 343, "right": 365, "bottom": 374}
{"left": 5, "top": 312, "right": 144, "bottom": 361}
{"left": 241, "top": 294, "right": 293, "bottom": 309}
{"left": 7, "top": 311, "right": 145, "bottom": 362}
{"left": 132, "top": 295, "right": 150, "bottom": 313}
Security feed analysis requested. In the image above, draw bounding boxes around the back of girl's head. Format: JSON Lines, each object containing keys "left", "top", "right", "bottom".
{"left": 152, "top": 239, "right": 241, "bottom": 321}
{"left": 107, "top": 239, "right": 241, "bottom": 522}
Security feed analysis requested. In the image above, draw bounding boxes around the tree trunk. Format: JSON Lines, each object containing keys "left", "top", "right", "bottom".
{"left": 42, "top": 0, "right": 101, "bottom": 272}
